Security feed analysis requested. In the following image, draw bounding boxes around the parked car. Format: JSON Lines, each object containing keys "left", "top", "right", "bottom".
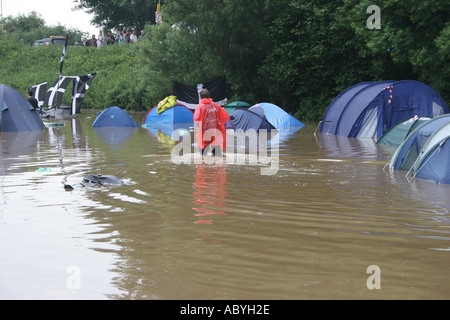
{"left": 34, "top": 36, "right": 67, "bottom": 47}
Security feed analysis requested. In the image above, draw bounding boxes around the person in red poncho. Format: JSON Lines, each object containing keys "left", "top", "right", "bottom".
{"left": 193, "top": 89, "right": 230, "bottom": 157}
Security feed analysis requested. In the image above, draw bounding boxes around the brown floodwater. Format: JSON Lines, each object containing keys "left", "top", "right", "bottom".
{"left": 1, "top": 111, "right": 449, "bottom": 300}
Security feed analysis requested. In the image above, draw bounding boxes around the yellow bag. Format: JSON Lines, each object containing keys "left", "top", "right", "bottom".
{"left": 157, "top": 95, "right": 177, "bottom": 114}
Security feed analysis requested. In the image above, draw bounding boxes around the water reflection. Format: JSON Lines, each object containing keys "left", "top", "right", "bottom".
{"left": 1, "top": 117, "right": 450, "bottom": 299}
{"left": 317, "top": 132, "right": 396, "bottom": 160}
{"left": 143, "top": 123, "right": 192, "bottom": 138}
{"left": 389, "top": 169, "right": 450, "bottom": 216}
{"left": 0, "top": 131, "right": 44, "bottom": 175}
{"left": 93, "top": 127, "right": 138, "bottom": 149}
{"left": 192, "top": 162, "right": 228, "bottom": 228}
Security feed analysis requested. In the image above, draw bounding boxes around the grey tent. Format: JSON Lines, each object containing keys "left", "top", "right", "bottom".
{"left": 377, "top": 116, "right": 431, "bottom": 146}
{"left": 389, "top": 114, "right": 450, "bottom": 171}
{"left": 412, "top": 121, "right": 450, "bottom": 184}
{"left": 226, "top": 108, "right": 276, "bottom": 132}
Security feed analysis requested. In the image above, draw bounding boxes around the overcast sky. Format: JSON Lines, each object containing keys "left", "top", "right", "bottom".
{"left": 1, "top": 0, "right": 98, "bottom": 35}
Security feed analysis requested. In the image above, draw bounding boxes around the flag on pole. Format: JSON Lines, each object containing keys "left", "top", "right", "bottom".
{"left": 173, "top": 77, "right": 228, "bottom": 109}
{"left": 59, "top": 36, "right": 68, "bottom": 75}
{"left": 28, "top": 82, "right": 48, "bottom": 107}
{"left": 71, "top": 72, "right": 98, "bottom": 115}
{"left": 45, "top": 76, "right": 74, "bottom": 108}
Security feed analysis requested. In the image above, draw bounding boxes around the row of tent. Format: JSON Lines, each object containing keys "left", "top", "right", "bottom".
{"left": 384, "top": 114, "right": 450, "bottom": 184}
{"left": 93, "top": 102, "right": 305, "bottom": 133}
{"left": 318, "top": 80, "right": 450, "bottom": 184}
{"left": 3, "top": 79, "right": 448, "bottom": 184}
{"left": 1, "top": 81, "right": 303, "bottom": 134}
{"left": 90, "top": 102, "right": 305, "bottom": 150}
{"left": 319, "top": 80, "right": 448, "bottom": 139}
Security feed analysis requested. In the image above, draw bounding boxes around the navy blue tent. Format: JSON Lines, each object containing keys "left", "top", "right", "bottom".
{"left": 92, "top": 106, "right": 139, "bottom": 128}
{"left": 320, "top": 80, "right": 449, "bottom": 139}
{"left": 0, "top": 84, "right": 44, "bottom": 132}
{"left": 226, "top": 109, "right": 275, "bottom": 132}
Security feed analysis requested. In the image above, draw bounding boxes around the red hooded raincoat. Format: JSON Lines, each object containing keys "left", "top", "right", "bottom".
{"left": 193, "top": 98, "right": 230, "bottom": 150}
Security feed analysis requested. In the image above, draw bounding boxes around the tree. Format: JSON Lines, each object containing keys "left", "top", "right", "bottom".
{"left": 351, "top": 0, "right": 450, "bottom": 103}
{"left": 2, "top": 12, "right": 85, "bottom": 46}
{"left": 261, "top": 0, "right": 450, "bottom": 121}
{"left": 262, "top": 0, "right": 373, "bottom": 120}
{"left": 143, "top": 0, "right": 288, "bottom": 103}
{"left": 2, "top": 11, "right": 45, "bottom": 33}
{"left": 75, "top": 0, "right": 160, "bottom": 32}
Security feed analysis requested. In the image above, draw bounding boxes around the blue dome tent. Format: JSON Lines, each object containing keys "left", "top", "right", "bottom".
{"left": 92, "top": 106, "right": 139, "bottom": 128}
{"left": 320, "top": 80, "right": 448, "bottom": 139}
{"left": 144, "top": 104, "right": 194, "bottom": 125}
{"left": 0, "top": 84, "right": 44, "bottom": 132}
{"left": 250, "top": 103, "right": 305, "bottom": 130}
{"left": 143, "top": 103, "right": 194, "bottom": 138}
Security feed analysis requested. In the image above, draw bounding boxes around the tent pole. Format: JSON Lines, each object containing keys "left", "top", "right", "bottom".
{"left": 313, "top": 121, "right": 322, "bottom": 138}
{"left": 53, "top": 74, "right": 62, "bottom": 118}
{"left": 382, "top": 161, "right": 390, "bottom": 172}
{"left": 411, "top": 146, "right": 441, "bottom": 180}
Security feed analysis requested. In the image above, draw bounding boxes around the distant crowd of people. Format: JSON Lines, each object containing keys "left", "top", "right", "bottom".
{"left": 79, "top": 29, "right": 146, "bottom": 48}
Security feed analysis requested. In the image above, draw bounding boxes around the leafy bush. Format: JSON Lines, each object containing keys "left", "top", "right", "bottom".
{"left": 0, "top": 39, "right": 156, "bottom": 111}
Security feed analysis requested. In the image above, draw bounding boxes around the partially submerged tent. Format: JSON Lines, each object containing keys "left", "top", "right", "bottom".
{"left": 92, "top": 106, "right": 139, "bottom": 128}
{"left": 0, "top": 83, "right": 44, "bottom": 132}
{"left": 320, "top": 80, "right": 448, "bottom": 139}
{"left": 224, "top": 101, "right": 251, "bottom": 115}
{"left": 144, "top": 104, "right": 194, "bottom": 125}
{"left": 413, "top": 122, "right": 450, "bottom": 184}
{"left": 250, "top": 103, "right": 305, "bottom": 130}
{"left": 389, "top": 114, "right": 450, "bottom": 171}
{"left": 377, "top": 116, "right": 431, "bottom": 146}
{"left": 226, "top": 108, "right": 275, "bottom": 132}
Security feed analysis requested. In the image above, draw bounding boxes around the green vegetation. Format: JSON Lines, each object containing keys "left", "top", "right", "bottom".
{"left": 0, "top": 40, "right": 149, "bottom": 110}
{"left": 1, "top": 11, "right": 86, "bottom": 46}
{"left": 1, "top": 1, "right": 448, "bottom": 121}
{"left": 75, "top": 0, "right": 160, "bottom": 32}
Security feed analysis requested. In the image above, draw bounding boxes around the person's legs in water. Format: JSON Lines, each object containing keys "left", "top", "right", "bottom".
{"left": 200, "top": 144, "right": 222, "bottom": 156}
{"left": 212, "top": 146, "right": 222, "bottom": 157}
{"left": 201, "top": 144, "right": 212, "bottom": 156}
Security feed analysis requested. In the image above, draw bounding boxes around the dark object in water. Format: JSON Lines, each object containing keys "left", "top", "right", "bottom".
{"left": 64, "top": 174, "right": 124, "bottom": 191}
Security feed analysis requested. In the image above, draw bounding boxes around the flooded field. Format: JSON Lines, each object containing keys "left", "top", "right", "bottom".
{"left": 1, "top": 111, "right": 449, "bottom": 300}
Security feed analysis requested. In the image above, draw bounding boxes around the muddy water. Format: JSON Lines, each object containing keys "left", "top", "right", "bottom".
{"left": 1, "top": 112, "right": 449, "bottom": 300}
